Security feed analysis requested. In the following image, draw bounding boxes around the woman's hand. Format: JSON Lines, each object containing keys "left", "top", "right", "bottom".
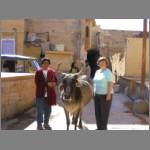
{"left": 106, "top": 94, "right": 112, "bottom": 101}
{"left": 107, "top": 82, "right": 113, "bottom": 101}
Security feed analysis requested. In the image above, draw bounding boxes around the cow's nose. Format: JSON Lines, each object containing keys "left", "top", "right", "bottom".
{"left": 64, "top": 94, "right": 70, "bottom": 99}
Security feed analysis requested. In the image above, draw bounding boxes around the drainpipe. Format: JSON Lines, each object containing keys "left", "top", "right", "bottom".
{"left": 140, "top": 19, "right": 147, "bottom": 100}
{"left": 12, "top": 28, "right": 17, "bottom": 54}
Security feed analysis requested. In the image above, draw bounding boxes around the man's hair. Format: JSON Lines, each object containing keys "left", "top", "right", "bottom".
{"left": 41, "top": 58, "right": 51, "bottom": 64}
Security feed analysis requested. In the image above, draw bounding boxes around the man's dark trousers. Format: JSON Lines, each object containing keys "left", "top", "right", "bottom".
{"left": 36, "top": 97, "right": 51, "bottom": 125}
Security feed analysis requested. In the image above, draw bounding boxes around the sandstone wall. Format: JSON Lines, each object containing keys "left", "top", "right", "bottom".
{"left": 24, "top": 19, "right": 87, "bottom": 59}
{"left": 125, "top": 38, "right": 149, "bottom": 77}
{"left": 1, "top": 73, "right": 36, "bottom": 119}
{"left": 45, "top": 51, "right": 73, "bottom": 72}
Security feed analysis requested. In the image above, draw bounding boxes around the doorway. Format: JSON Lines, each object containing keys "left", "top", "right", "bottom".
{"left": 87, "top": 48, "right": 100, "bottom": 78}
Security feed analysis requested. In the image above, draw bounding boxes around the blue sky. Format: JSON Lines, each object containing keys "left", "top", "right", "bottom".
{"left": 95, "top": 19, "right": 149, "bottom": 31}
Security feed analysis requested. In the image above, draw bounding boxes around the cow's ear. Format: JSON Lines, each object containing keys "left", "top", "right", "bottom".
{"left": 76, "top": 80, "right": 81, "bottom": 87}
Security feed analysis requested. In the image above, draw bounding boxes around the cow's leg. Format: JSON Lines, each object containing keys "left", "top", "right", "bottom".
{"left": 74, "top": 111, "right": 80, "bottom": 130}
{"left": 72, "top": 113, "right": 75, "bottom": 124}
{"left": 78, "top": 112, "right": 83, "bottom": 129}
{"left": 64, "top": 108, "right": 70, "bottom": 130}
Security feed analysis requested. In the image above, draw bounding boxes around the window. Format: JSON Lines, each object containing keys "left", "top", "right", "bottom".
{"left": 1, "top": 39, "right": 16, "bottom": 54}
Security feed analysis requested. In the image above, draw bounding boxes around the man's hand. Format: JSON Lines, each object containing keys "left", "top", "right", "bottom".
{"left": 48, "top": 82, "right": 56, "bottom": 87}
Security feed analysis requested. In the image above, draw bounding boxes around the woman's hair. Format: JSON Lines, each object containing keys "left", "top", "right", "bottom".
{"left": 97, "top": 57, "right": 109, "bottom": 67}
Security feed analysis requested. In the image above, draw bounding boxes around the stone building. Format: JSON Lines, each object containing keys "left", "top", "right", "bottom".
{"left": 0, "top": 19, "right": 98, "bottom": 71}
{"left": 97, "top": 29, "right": 144, "bottom": 76}
{"left": 1, "top": 18, "right": 100, "bottom": 119}
{"left": 125, "top": 37, "right": 149, "bottom": 78}
{"left": 0, "top": 19, "right": 25, "bottom": 55}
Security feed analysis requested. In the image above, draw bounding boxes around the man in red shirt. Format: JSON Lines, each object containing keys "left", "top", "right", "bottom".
{"left": 35, "top": 58, "right": 57, "bottom": 130}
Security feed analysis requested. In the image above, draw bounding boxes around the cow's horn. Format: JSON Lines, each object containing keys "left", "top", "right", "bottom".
{"left": 75, "top": 68, "right": 83, "bottom": 76}
{"left": 60, "top": 72, "right": 68, "bottom": 78}
{"left": 61, "top": 72, "right": 68, "bottom": 76}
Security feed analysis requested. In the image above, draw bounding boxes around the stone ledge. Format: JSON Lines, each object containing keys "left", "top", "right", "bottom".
{"left": 133, "top": 113, "right": 149, "bottom": 124}
{"left": 1, "top": 73, "right": 35, "bottom": 81}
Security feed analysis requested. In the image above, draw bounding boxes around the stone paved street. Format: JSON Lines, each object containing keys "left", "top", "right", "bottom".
{"left": 1, "top": 93, "right": 149, "bottom": 130}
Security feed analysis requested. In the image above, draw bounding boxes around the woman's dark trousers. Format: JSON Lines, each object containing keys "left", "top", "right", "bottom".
{"left": 94, "top": 94, "right": 112, "bottom": 130}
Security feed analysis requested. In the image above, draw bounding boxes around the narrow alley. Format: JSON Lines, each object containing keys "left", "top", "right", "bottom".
{"left": 2, "top": 93, "right": 149, "bottom": 130}
{"left": 1, "top": 19, "right": 149, "bottom": 131}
